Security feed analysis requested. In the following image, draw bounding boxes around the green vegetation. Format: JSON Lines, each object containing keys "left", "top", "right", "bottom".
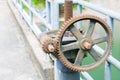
{"left": 32, "top": 0, "right": 45, "bottom": 9}
{"left": 85, "top": 0, "right": 90, "bottom": 2}
{"left": 23, "top": 0, "right": 45, "bottom": 13}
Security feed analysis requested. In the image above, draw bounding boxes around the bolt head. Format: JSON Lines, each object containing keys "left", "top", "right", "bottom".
{"left": 48, "top": 44, "right": 55, "bottom": 53}
{"left": 83, "top": 41, "right": 92, "bottom": 50}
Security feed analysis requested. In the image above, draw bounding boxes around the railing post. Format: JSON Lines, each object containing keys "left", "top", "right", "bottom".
{"left": 20, "top": 0, "right": 23, "bottom": 12}
{"left": 77, "top": 5, "right": 82, "bottom": 14}
{"left": 16, "top": 0, "right": 18, "bottom": 3}
{"left": 77, "top": 5, "right": 82, "bottom": 28}
{"left": 14, "top": 0, "right": 17, "bottom": 4}
{"left": 12, "top": 0, "right": 16, "bottom": 5}
{"left": 104, "top": 17, "right": 114, "bottom": 80}
{"left": 29, "top": 0, "right": 33, "bottom": 24}
{"left": 46, "top": 0, "right": 51, "bottom": 24}
{"left": 51, "top": 0, "right": 59, "bottom": 29}
{"left": 107, "top": 17, "right": 114, "bottom": 30}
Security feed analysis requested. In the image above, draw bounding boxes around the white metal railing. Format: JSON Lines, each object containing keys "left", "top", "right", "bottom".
{"left": 12, "top": 0, "right": 120, "bottom": 80}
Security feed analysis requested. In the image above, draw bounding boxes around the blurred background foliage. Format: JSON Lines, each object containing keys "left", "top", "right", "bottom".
{"left": 33, "top": 0, "right": 45, "bottom": 9}
{"left": 32, "top": 0, "right": 89, "bottom": 9}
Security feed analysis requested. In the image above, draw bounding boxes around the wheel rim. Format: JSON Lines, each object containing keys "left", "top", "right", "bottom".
{"left": 57, "top": 14, "right": 113, "bottom": 72}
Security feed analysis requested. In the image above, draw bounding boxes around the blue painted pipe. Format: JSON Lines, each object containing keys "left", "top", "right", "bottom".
{"left": 54, "top": 59, "right": 80, "bottom": 80}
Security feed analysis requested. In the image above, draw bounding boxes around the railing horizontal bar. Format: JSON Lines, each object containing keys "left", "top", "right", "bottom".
{"left": 80, "top": 78, "right": 83, "bottom": 80}
{"left": 15, "top": 2, "right": 41, "bottom": 36}
{"left": 107, "top": 55, "right": 120, "bottom": 70}
{"left": 22, "top": 10, "right": 41, "bottom": 36}
{"left": 31, "top": 8, "right": 52, "bottom": 30}
{"left": 47, "top": 0, "right": 78, "bottom": 4}
{"left": 77, "top": 0, "right": 120, "bottom": 21}
{"left": 47, "top": 0, "right": 120, "bottom": 21}
{"left": 81, "top": 72, "right": 94, "bottom": 80}
{"left": 22, "top": 0, "right": 52, "bottom": 30}
{"left": 94, "top": 45, "right": 120, "bottom": 70}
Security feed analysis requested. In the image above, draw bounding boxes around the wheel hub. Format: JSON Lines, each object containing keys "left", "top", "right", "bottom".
{"left": 83, "top": 41, "right": 92, "bottom": 50}
{"left": 80, "top": 39, "right": 92, "bottom": 50}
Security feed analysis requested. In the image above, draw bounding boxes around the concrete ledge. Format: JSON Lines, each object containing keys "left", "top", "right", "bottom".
{"left": 8, "top": 0, "right": 54, "bottom": 80}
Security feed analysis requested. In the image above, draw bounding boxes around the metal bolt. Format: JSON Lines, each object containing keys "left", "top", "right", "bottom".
{"left": 83, "top": 42, "right": 92, "bottom": 50}
{"left": 48, "top": 44, "right": 55, "bottom": 53}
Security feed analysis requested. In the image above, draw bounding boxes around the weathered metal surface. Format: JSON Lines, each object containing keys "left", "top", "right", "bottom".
{"left": 64, "top": 0, "right": 73, "bottom": 21}
{"left": 57, "top": 14, "right": 113, "bottom": 72}
{"left": 54, "top": 59, "right": 80, "bottom": 80}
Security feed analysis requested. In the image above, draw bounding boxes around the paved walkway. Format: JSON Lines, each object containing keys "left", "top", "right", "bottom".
{"left": 0, "top": 0, "right": 40, "bottom": 80}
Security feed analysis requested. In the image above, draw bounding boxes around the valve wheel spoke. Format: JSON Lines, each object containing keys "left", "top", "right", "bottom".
{"left": 89, "top": 48, "right": 101, "bottom": 61}
{"left": 70, "top": 25, "right": 83, "bottom": 41}
{"left": 62, "top": 41, "right": 79, "bottom": 52}
{"left": 92, "top": 36, "right": 107, "bottom": 45}
{"left": 74, "top": 50, "right": 85, "bottom": 65}
{"left": 57, "top": 14, "right": 113, "bottom": 72}
{"left": 85, "top": 20, "right": 96, "bottom": 38}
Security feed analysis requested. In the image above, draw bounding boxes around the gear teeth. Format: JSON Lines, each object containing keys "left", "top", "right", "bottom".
{"left": 56, "top": 14, "right": 113, "bottom": 72}
{"left": 66, "top": 20, "right": 69, "bottom": 24}
{"left": 69, "top": 18, "right": 73, "bottom": 22}
{"left": 61, "top": 27, "right": 65, "bottom": 31}
{"left": 63, "top": 22, "right": 67, "bottom": 26}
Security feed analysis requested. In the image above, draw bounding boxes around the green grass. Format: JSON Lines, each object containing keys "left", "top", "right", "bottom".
{"left": 32, "top": 0, "right": 45, "bottom": 9}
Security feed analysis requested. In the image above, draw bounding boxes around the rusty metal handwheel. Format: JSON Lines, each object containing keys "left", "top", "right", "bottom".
{"left": 57, "top": 14, "right": 113, "bottom": 72}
